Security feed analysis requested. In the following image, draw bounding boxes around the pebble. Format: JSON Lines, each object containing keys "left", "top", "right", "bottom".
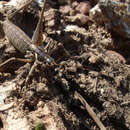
{"left": 75, "top": 1, "right": 91, "bottom": 15}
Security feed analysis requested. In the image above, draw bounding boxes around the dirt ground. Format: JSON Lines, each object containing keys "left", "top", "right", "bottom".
{"left": 0, "top": 0, "right": 130, "bottom": 130}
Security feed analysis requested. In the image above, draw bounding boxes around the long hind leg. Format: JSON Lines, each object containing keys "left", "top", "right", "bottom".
{"left": 25, "top": 0, "right": 47, "bottom": 84}
{"left": 31, "top": 0, "right": 47, "bottom": 46}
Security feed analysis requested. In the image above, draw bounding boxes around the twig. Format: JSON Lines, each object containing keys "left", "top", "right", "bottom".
{"left": 74, "top": 91, "right": 106, "bottom": 130}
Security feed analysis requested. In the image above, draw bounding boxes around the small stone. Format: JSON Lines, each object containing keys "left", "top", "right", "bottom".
{"left": 105, "top": 50, "right": 126, "bottom": 64}
{"left": 72, "top": 1, "right": 78, "bottom": 8}
{"left": 37, "top": 101, "right": 44, "bottom": 108}
{"left": 91, "top": 0, "right": 130, "bottom": 38}
{"left": 76, "top": 1, "right": 91, "bottom": 15}
{"left": 59, "top": 5, "right": 73, "bottom": 15}
{"left": 76, "top": 13, "right": 89, "bottom": 25}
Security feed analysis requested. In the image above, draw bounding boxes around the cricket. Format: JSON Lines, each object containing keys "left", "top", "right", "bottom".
{"left": 0, "top": 0, "right": 55, "bottom": 83}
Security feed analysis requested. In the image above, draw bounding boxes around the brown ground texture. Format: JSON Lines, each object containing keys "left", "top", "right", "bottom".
{"left": 0, "top": 0, "right": 130, "bottom": 130}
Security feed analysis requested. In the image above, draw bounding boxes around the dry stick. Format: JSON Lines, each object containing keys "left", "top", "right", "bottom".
{"left": 74, "top": 91, "right": 106, "bottom": 130}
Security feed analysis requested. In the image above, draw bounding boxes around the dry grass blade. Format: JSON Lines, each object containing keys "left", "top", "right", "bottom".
{"left": 0, "top": 102, "right": 14, "bottom": 111}
{"left": 74, "top": 91, "right": 106, "bottom": 130}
